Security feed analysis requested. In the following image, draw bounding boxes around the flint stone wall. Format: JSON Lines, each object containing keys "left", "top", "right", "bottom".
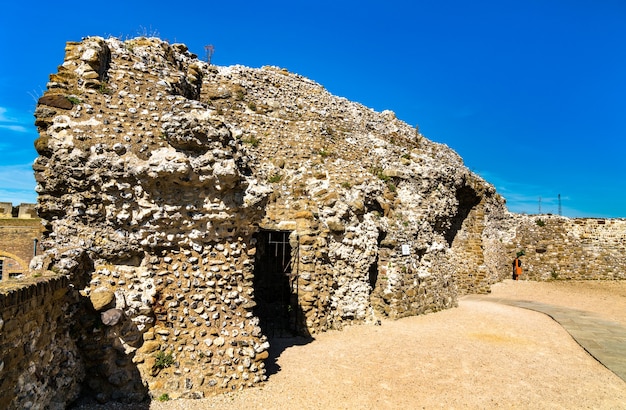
{"left": 0, "top": 276, "right": 82, "bottom": 410}
{"left": 31, "top": 36, "right": 509, "bottom": 402}
{"left": 504, "top": 214, "right": 626, "bottom": 280}
{"left": 15, "top": 35, "right": 626, "bottom": 406}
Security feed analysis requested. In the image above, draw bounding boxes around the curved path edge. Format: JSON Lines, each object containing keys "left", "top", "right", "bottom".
{"left": 463, "top": 295, "right": 626, "bottom": 382}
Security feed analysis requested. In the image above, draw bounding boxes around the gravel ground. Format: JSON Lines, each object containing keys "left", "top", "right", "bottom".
{"left": 73, "top": 280, "right": 626, "bottom": 409}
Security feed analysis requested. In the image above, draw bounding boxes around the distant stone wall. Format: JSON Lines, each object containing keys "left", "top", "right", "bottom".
{"left": 0, "top": 202, "right": 37, "bottom": 219}
{"left": 0, "top": 202, "right": 11, "bottom": 218}
{"left": 0, "top": 203, "right": 43, "bottom": 279}
{"left": 505, "top": 214, "right": 626, "bottom": 281}
{"left": 0, "top": 276, "right": 83, "bottom": 410}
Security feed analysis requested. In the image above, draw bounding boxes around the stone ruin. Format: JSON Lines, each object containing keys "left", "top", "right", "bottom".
{"left": 31, "top": 36, "right": 512, "bottom": 402}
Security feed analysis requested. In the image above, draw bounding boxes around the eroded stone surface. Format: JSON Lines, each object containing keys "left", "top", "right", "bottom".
{"left": 32, "top": 36, "right": 510, "bottom": 402}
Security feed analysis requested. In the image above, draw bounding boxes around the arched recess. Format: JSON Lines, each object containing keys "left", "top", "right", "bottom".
{"left": 0, "top": 250, "right": 28, "bottom": 276}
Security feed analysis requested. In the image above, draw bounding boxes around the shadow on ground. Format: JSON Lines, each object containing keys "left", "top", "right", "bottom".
{"left": 265, "top": 336, "right": 314, "bottom": 377}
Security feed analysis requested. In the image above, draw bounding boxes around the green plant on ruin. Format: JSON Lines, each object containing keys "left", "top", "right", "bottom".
{"left": 341, "top": 181, "right": 352, "bottom": 189}
{"left": 242, "top": 136, "right": 260, "bottom": 147}
{"left": 387, "top": 182, "right": 396, "bottom": 193}
{"left": 323, "top": 126, "right": 335, "bottom": 137}
{"left": 154, "top": 351, "right": 174, "bottom": 369}
{"left": 550, "top": 269, "right": 559, "bottom": 280}
{"left": 247, "top": 101, "right": 257, "bottom": 111}
{"left": 67, "top": 96, "right": 81, "bottom": 105}
{"left": 370, "top": 166, "right": 390, "bottom": 182}
{"left": 401, "top": 153, "right": 411, "bottom": 160}
{"left": 535, "top": 218, "right": 546, "bottom": 227}
{"left": 234, "top": 88, "right": 245, "bottom": 101}
{"left": 98, "top": 81, "right": 112, "bottom": 95}
{"left": 319, "top": 148, "right": 331, "bottom": 158}
{"left": 158, "top": 393, "right": 170, "bottom": 402}
{"left": 268, "top": 173, "right": 283, "bottom": 183}
{"left": 414, "top": 129, "right": 423, "bottom": 147}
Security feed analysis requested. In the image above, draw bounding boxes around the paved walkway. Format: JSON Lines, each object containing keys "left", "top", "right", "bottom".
{"left": 464, "top": 295, "right": 626, "bottom": 382}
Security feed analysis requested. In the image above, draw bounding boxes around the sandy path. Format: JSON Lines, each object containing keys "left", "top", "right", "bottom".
{"left": 82, "top": 280, "right": 626, "bottom": 409}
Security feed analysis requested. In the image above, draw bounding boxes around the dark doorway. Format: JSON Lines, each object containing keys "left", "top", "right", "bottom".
{"left": 253, "top": 230, "right": 299, "bottom": 337}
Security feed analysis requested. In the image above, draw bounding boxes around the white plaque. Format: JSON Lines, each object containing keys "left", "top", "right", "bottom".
{"left": 401, "top": 244, "right": 410, "bottom": 256}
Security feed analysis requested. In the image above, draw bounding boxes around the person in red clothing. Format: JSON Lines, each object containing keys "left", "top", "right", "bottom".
{"left": 512, "top": 250, "right": 524, "bottom": 280}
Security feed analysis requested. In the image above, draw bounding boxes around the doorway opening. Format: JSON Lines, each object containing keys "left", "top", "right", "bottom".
{"left": 253, "top": 230, "right": 300, "bottom": 337}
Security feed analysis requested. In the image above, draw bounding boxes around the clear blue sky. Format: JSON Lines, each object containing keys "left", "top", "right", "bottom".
{"left": 1, "top": 0, "right": 625, "bottom": 218}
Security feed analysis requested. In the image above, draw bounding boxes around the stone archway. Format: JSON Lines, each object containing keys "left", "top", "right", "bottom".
{"left": 0, "top": 250, "right": 29, "bottom": 280}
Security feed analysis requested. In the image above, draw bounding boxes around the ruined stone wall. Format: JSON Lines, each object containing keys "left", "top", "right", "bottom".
{"left": 20, "top": 34, "right": 626, "bottom": 406}
{"left": 31, "top": 36, "right": 509, "bottom": 402}
{"left": 0, "top": 276, "right": 82, "bottom": 410}
{"left": 452, "top": 190, "right": 514, "bottom": 295}
{"left": 33, "top": 37, "right": 271, "bottom": 401}
{"left": 504, "top": 214, "right": 626, "bottom": 280}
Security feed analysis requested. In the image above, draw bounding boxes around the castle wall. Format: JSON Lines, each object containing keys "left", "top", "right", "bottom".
{"left": 0, "top": 276, "right": 82, "bottom": 409}
{"left": 0, "top": 203, "right": 43, "bottom": 279}
{"left": 0, "top": 202, "right": 12, "bottom": 218}
{"left": 504, "top": 215, "right": 626, "bottom": 280}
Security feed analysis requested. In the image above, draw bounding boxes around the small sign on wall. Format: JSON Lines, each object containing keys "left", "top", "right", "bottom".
{"left": 401, "top": 244, "right": 410, "bottom": 256}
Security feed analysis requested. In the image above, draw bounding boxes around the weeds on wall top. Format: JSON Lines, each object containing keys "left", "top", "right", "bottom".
{"left": 204, "top": 44, "right": 215, "bottom": 64}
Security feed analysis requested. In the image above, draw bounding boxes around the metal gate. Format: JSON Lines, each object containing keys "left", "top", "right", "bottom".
{"left": 253, "top": 230, "right": 300, "bottom": 337}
